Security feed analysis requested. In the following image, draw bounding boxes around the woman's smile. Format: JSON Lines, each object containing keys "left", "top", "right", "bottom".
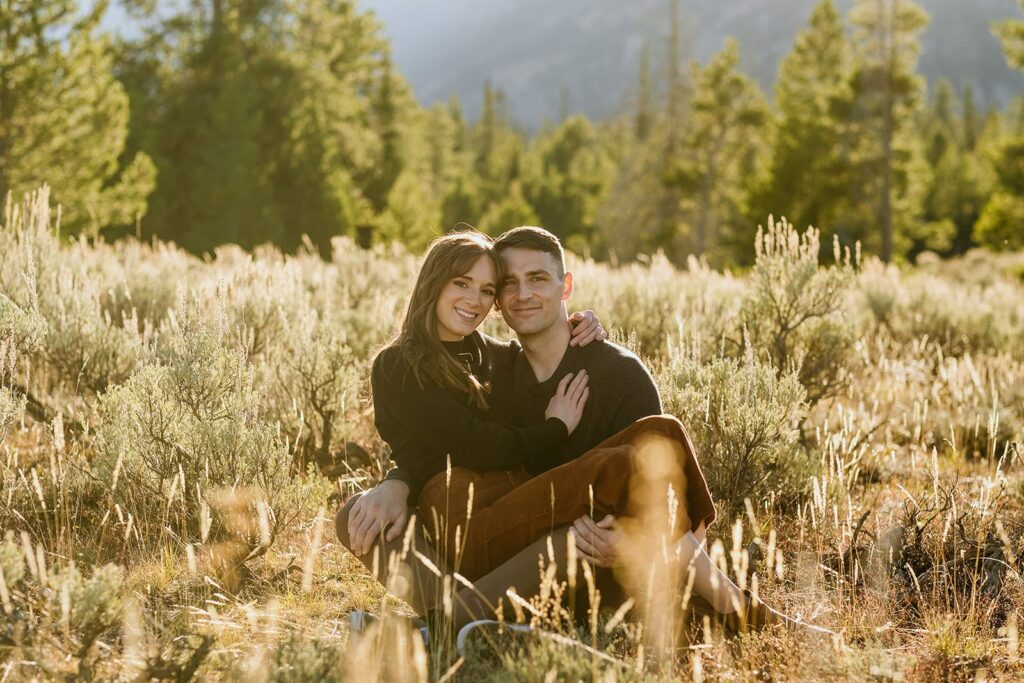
{"left": 455, "top": 306, "right": 479, "bottom": 321}
{"left": 435, "top": 254, "right": 497, "bottom": 341}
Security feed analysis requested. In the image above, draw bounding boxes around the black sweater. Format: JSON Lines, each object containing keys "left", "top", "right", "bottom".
{"left": 510, "top": 339, "right": 663, "bottom": 475}
{"left": 373, "top": 332, "right": 568, "bottom": 502}
{"left": 383, "top": 336, "right": 663, "bottom": 502}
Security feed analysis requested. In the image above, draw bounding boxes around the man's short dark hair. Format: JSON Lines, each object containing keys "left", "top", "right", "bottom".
{"left": 493, "top": 226, "right": 566, "bottom": 275}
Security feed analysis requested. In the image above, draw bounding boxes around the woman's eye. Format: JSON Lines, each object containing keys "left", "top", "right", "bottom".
{"left": 454, "top": 280, "right": 467, "bottom": 288}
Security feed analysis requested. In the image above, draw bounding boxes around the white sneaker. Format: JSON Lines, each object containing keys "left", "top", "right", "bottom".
{"left": 455, "top": 619, "right": 533, "bottom": 656}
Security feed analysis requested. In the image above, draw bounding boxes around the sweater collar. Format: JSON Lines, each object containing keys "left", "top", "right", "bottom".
{"left": 442, "top": 331, "right": 485, "bottom": 375}
{"left": 514, "top": 341, "right": 581, "bottom": 393}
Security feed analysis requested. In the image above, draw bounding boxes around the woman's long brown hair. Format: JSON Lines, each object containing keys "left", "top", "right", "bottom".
{"left": 384, "top": 230, "right": 500, "bottom": 408}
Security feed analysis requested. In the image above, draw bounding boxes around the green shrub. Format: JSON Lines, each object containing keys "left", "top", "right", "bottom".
{"left": 740, "top": 216, "right": 857, "bottom": 407}
{"left": 266, "top": 309, "right": 363, "bottom": 473}
{"left": 38, "top": 262, "right": 144, "bottom": 393}
{"left": 657, "top": 349, "right": 816, "bottom": 514}
{"left": 45, "top": 563, "right": 124, "bottom": 641}
{"left": 235, "top": 632, "right": 346, "bottom": 683}
{"left": 95, "top": 294, "right": 308, "bottom": 558}
{"left": 871, "top": 270, "right": 1024, "bottom": 358}
{"left": 0, "top": 286, "right": 45, "bottom": 445}
{"left": 0, "top": 534, "right": 125, "bottom": 681}
{"left": 0, "top": 532, "right": 25, "bottom": 589}
{"left": 570, "top": 251, "right": 745, "bottom": 360}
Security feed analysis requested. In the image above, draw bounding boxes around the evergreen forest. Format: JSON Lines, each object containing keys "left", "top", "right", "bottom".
{"left": 4, "top": 0, "right": 1024, "bottom": 264}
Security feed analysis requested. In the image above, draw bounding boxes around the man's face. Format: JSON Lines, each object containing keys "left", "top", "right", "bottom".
{"left": 497, "top": 247, "right": 572, "bottom": 336}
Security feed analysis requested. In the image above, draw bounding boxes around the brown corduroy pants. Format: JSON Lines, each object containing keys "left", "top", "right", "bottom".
{"left": 415, "top": 414, "right": 717, "bottom": 581}
{"left": 336, "top": 414, "right": 717, "bottom": 620}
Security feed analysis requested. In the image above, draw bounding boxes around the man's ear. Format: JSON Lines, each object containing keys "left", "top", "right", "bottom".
{"left": 561, "top": 271, "right": 573, "bottom": 301}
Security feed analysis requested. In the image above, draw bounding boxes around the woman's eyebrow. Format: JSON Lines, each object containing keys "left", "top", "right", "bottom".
{"left": 457, "top": 274, "right": 496, "bottom": 288}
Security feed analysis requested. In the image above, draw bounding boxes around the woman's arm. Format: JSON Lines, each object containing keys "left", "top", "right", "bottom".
{"left": 372, "top": 350, "right": 571, "bottom": 472}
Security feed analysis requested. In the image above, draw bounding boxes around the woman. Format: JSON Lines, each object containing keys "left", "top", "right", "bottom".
{"left": 336, "top": 229, "right": 830, "bottom": 644}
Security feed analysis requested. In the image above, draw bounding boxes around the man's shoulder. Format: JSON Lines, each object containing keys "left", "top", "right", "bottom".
{"left": 580, "top": 339, "right": 652, "bottom": 379}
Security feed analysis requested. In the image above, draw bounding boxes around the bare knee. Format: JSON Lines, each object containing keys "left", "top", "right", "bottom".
{"left": 335, "top": 492, "right": 364, "bottom": 549}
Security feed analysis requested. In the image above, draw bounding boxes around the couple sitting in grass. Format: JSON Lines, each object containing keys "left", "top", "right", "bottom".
{"left": 335, "top": 226, "right": 833, "bottom": 651}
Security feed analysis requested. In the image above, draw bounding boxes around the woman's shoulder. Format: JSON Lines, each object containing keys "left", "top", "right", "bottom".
{"left": 371, "top": 344, "right": 408, "bottom": 385}
{"left": 477, "top": 332, "right": 520, "bottom": 358}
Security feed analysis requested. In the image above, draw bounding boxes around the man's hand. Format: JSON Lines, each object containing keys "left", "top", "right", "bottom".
{"left": 569, "top": 310, "right": 608, "bottom": 347}
{"left": 348, "top": 480, "right": 410, "bottom": 556}
{"left": 571, "top": 514, "right": 622, "bottom": 567}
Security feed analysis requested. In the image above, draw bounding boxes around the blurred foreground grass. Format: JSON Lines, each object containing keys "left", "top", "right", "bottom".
{"left": 2, "top": 188, "right": 1024, "bottom": 680}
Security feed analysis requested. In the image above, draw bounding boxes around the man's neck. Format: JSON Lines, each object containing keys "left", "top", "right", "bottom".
{"left": 518, "top": 319, "right": 572, "bottom": 383}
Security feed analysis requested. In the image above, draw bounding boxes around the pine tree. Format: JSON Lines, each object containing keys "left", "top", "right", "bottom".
{"left": 917, "top": 81, "right": 989, "bottom": 257}
{"left": 1, "top": 0, "right": 155, "bottom": 235}
{"left": 755, "top": 0, "right": 853, "bottom": 246}
{"left": 363, "top": 47, "right": 404, "bottom": 213}
{"left": 665, "top": 0, "right": 688, "bottom": 152}
{"left": 478, "top": 181, "right": 538, "bottom": 236}
{"left": 962, "top": 83, "right": 980, "bottom": 151}
{"left": 665, "top": 40, "right": 769, "bottom": 264}
{"left": 521, "top": 115, "right": 613, "bottom": 243}
{"left": 976, "top": 1, "right": 1024, "bottom": 251}
{"left": 635, "top": 43, "right": 654, "bottom": 141}
{"left": 119, "top": 0, "right": 401, "bottom": 253}
{"left": 976, "top": 137, "right": 1024, "bottom": 250}
{"left": 470, "top": 81, "right": 524, "bottom": 211}
{"left": 848, "top": 0, "right": 930, "bottom": 262}
{"left": 995, "top": 1, "right": 1024, "bottom": 69}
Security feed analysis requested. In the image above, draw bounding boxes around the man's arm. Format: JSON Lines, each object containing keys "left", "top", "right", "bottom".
{"left": 607, "top": 353, "right": 663, "bottom": 433}
{"left": 573, "top": 351, "right": 663, "bottom": 566}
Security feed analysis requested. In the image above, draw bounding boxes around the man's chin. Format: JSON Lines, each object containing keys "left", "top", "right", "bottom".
{"left": 508, "top": 321, "right": 547, "bottom": 337}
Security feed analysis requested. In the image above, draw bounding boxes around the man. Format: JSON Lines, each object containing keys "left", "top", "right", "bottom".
{"left": 337, "top": 226, "right": 716, "bottom": 629}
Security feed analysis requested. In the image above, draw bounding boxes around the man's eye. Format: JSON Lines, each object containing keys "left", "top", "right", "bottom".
{"left": 483, "top": 289, "right": 495, "bottom": 297}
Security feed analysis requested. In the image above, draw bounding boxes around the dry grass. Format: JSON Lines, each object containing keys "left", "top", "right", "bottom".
{"left": 2, "top": 189, "right": 1024, "bottom": 680}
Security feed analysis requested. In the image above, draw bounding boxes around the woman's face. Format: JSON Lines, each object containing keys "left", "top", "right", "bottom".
{"left": 435, "top": 254, "right": 497, "bottom": 342}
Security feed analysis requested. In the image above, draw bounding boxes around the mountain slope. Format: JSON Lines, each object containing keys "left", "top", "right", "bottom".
{"left": 362, "top": 0, "right": 1024, "bottom": 127}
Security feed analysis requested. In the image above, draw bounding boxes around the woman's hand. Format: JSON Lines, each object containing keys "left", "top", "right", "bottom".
{"left": 569, "top": 310, "right": 608, "bottom": 347}
{"left": 544, "top": 370, "right": 589, "bottom": 434}
{"left": 348, "top": 480, "right": 410, "bottom": 556}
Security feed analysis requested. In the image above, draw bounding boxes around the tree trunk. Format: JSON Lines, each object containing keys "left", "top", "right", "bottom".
{"left": 879, "top": 0, "right": 895, "bottom": 263}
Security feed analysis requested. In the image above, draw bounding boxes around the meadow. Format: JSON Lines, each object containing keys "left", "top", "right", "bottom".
{"left": 2, "top": 186, "right": 1024, "bottom": 681}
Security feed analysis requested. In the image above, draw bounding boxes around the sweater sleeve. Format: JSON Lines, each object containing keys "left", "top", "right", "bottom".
{"left": 607, "top": 354, "right": 663, "bottom": 434}
{"left": 372, "top": 350, "right": 569, "bottom": 473}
